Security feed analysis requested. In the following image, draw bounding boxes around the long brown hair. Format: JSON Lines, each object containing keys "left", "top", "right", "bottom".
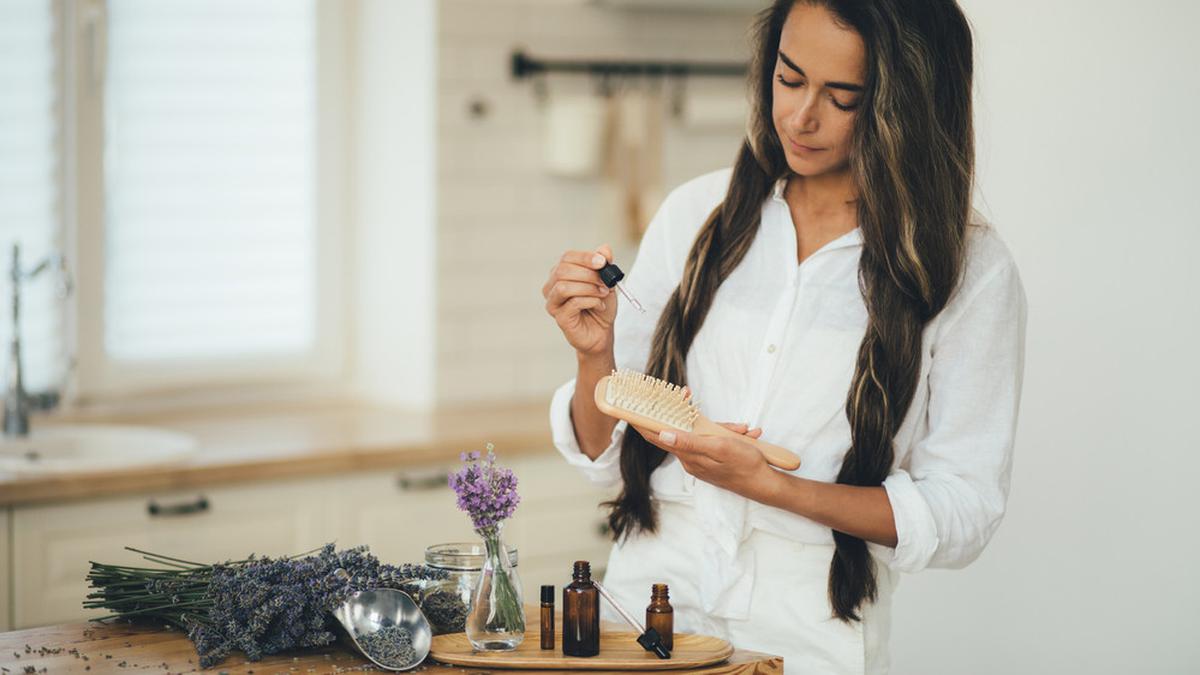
{"left": 603, "top": 0, "right": 976, "bottom": 622}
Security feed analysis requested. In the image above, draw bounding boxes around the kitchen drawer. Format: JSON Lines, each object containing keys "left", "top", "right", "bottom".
{"left": 331, "top": 467, "right": 477, "bottom": 566}
{"left": 333, "top": 452, "right": 618, "bottom": 566}
{"left": 7, "top": 451, "right": 621, "bottom": 629}
{"left": 508, "top": 494, "right": 614, "bottom": 604}
{"left": 505, "top": 453, "right": 617, "bottom": 603}
{"left": 509, "top": 499, "right": 611, "bottom": 555}
{"left": 506, "top": 453, "right": 620, "bottom": 502}
{"left": 11, "top": 477, "right": 336, "bottom": 629}
{"left": 334, "top": 452, "right": 618, "bottom": 606}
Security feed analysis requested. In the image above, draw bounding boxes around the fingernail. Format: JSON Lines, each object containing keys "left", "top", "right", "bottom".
{"left": 592, "top": 254, "right": 606, "bottom": 267}
{"left": 659, "top": 430, "right": 676, "bottom": 446}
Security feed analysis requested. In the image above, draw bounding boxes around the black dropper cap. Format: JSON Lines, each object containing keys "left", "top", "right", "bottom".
{"left": 637, "top": 627, "right": 671, "bottom": 659}
{"left": 598, "top": 263, "right": 625, "bottom": 288}
{"left": 541, "top": 584, "right": 554, "bottom": 603}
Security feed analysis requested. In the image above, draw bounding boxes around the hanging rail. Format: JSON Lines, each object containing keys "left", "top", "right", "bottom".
{"left": 511, "top": 49, "right": 747, "bottom": 80}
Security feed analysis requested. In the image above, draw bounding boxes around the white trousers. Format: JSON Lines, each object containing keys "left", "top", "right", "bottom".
{"left": 599, "top": 500, "right": 898, "bottom": 674}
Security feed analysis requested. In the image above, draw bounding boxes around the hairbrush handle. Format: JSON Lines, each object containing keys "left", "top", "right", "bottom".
{"left": 593, "top": 376, "right": 802, "bottom": 471}
{"left": 691, "top": 416, "right": 801, "bottom": 471}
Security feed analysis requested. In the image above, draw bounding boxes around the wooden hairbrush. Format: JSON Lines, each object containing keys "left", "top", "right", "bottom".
{"left": 593, "top": 368, "right": 802, "bottom": 471}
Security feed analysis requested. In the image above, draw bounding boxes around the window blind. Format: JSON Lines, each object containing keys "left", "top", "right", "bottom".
{"left": 103, "top": 0, "right": 317, "bottom": 363}
{"left": 0, "top": 0, "right": 63, "bottom": 393}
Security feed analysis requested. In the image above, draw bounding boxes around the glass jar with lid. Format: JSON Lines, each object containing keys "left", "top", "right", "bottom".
{"left": 425, "top": 542, "right": 519, "bottom": 608}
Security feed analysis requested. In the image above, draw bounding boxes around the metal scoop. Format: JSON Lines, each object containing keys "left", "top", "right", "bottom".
{"left": 331, "top": 570, "right": 433, "bottom": 671}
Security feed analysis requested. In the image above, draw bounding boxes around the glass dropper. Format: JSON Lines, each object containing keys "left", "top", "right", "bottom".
{"left": 598, "top": 262, "right": 646, "bottom": 313}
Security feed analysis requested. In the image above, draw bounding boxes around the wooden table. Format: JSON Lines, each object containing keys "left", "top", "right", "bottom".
{"left": 0, "top": 620, "right": 783, "bottom": 674}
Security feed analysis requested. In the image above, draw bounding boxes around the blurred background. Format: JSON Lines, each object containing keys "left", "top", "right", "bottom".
{"left": 0, "top": 0, "right": 1196, "bottom": 673}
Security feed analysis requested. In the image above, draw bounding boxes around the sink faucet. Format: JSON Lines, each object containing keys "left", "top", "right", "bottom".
{"left": 4, "top": 243, "right": 70, "bottom": 438}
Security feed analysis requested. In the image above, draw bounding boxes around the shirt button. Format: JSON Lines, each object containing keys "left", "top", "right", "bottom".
{"left": 767, "top": 344, "right": 777, "bottom": 353}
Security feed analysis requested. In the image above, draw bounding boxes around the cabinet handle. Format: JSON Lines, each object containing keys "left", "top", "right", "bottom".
{"left": 396, "top": 470, "right": 450, "bottom": 492}
{"left": 147, "top": 496, "right": 210, "bottom": 517}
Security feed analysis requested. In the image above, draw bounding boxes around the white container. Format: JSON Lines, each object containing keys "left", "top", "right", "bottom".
{"left": 542, "top": 94, "right": 610, "bottom": 177}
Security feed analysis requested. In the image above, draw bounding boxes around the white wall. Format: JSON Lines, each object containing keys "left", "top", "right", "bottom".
{"left": 349, "top": 0, "right": 438, "bottom": 409}
{"left": 434, "top": 0, "right": 753, "bottom": 404}
{"left": 890, "top": 1, "right": 1200, "bottom": 673}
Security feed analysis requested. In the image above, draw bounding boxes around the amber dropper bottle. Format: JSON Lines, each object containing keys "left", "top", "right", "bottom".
{"left": 562, "top": 560, "right": 600, "bottom": 657}
{"left": 540, "top": 584, "right": 555, "bottom": 650}
{"left": 645, "top": 584, "right": 674, "bottom": 651}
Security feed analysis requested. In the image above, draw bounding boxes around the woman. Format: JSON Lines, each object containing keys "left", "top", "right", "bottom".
{"left": 541, "top": 0, "right": 1026, "bottom": 672}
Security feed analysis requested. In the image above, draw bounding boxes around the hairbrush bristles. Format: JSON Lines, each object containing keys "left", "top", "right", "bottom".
{"left": 604, "top": 368, "right": 699, "bottom": 431}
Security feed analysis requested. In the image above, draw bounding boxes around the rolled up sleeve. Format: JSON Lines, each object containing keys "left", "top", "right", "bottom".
{"left": 883, "top": 255, "right": 1028, "bottom": 573}
{"left": 548, "top": 377, "right": 627, "bottom": 486}
{"left": 546, "top": 183, "right": 696, "bottom": 488}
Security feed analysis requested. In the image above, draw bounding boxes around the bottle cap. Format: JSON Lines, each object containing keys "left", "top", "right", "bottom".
{"left": 541, "top": 584, "right": 554, "bottom": 603}
{"left": 598, "top": 263, "right": 625, "bottom": 288}
{"left": 638, "top": 627, "right": 671, "bottom": 659}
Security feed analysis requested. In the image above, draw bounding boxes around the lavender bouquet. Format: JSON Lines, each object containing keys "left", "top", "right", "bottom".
{"left": 448, "top": 443, "right": 525, "bottom": 649}
{"left": 84, "top": 544, "right": 447, "bottom": 668}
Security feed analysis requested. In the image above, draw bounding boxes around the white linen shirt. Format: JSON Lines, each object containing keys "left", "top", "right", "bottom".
{"left": 549, "top": 168, "right": 1027, "bottom": 620}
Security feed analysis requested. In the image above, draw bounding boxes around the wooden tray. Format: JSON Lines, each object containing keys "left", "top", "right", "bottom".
{"left": 430, "top": 630, "right": 734, "bottom": 670}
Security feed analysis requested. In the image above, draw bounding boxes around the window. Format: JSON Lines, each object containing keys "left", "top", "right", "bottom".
{"left": 67, "top": 0, "right": 346, "bottom": 403}
{"left": 0, "top": 0, "right": 65, "bottom": 395}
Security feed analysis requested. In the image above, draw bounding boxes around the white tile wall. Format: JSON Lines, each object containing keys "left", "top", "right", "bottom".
{"left": 435, "top": 0, "right": 755, "bottom": 405}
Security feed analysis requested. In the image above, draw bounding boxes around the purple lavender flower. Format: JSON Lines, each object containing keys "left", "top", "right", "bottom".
{"left": 448, "top": 442, "right": 521, "bottom": 536}
{"left": 87, "top": 544, "right": 451, "bottom": 669}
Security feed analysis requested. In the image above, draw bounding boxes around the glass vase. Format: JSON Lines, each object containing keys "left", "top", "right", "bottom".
{"left": 465, "top": 525, "right": 525, "bottom": 650}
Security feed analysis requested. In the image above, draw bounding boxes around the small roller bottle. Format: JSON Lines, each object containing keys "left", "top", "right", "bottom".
{"left": 562, "top": 561, "right": 600, "bottom": 657}
{"left": 646, "top": 584, "right": 673, "bottom": 651}
{"left": 540, "top": 584, "right": 555, "bottom": 650}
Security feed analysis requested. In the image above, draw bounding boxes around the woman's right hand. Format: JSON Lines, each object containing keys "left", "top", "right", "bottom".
{"left": 543, "top": 245, "right": 617, "bottom": 358}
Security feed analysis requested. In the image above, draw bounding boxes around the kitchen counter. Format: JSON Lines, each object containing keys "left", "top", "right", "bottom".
{"left": 0, "top": 615, "right": 783, "bottom": 674}
{"left": 0, "top": 402, "right": 554, "bottom": 507}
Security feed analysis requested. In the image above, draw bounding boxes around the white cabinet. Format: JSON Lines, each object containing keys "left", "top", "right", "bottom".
{"left": 329, "top": 454, "right": 617, "bottom": 605}
{"left": 503, "top": 454, "right": 616, "bottom": 601}
{"left": 331, "top": 465, "right": 477, "bottom": 566}
{"left": 7, "top": 451, "right": 618, "bottom": 628}
{"left": 11, "top": 477, "right": 337, "bottom": 628}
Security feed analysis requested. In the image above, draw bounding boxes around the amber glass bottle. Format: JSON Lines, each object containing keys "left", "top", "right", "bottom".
{"left": 645, "top": 583, "right": 673, "bottom": 651}
{"left": 540, "top": 585, "right": 555, "bottom": 650}
{"left": 562, "top": 561, "right": 600, "bottom": 657}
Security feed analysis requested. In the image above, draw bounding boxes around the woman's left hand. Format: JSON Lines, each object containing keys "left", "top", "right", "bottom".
{"left": 628, "top": 420, "right": 776, "bottom": 501}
